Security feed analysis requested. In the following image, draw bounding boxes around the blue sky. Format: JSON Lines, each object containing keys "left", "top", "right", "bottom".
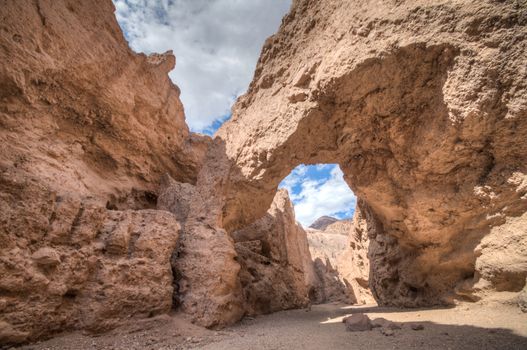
{"left": 279, "top": 164, "right": 356, "bottom": 226}
{"left": 112, "top": 0, "right": 290, "bottom": 132}
{"left": 112, "top": 0, "right": 356, "bottom": 227}
{"left": 200, "top": 113, "right": 231, "bottom": 136}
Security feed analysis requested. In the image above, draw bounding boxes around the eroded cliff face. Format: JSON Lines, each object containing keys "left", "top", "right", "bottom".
{"left": 178, "top": 0, "right": 527, "bottom": 326}
{"left": 308, "top": 216, "right": 373, "bottom": 305}
{"left": 0, "top": 0, "right": 206, "bottom": 344}
{"left": 232, "top": 189, "right": 316, "bottom": 315}
{"left": 0, "top": 0, "right": 207, "bottom": 202}
{"left": 2, "top": 0, "right": 527, "bottom": 344}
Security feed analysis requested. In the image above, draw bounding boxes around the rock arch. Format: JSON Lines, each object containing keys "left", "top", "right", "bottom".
{"left": 178, "top": 0, "right": 527, "bottom": 327}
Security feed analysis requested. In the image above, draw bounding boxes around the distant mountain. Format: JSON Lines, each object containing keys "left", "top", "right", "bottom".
{"left": 309, "top": 216, "right": 339, "bottom": 230}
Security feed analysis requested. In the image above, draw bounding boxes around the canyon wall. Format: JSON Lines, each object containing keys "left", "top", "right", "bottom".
{"left": 232, "top": 189, "right": 316, "bottom": 315}
{"left": 308, "top": 215, "right": 373, "bottom": 305}
{"left": 1, "top": 0, "right": 527, "bottom": 344}
{"left": 0, "top": 0, "right": 205, "bottom": 344}
{"left": 178, "top": 0, "right": 527, "bottom": 326}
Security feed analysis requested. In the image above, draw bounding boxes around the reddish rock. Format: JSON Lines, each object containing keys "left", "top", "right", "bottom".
{"left": 178, "top": 0, "right": 527, "bottom": 327}
{"left": 31, "top": 248, "right": 61, "bottom": 266}
{"left": 232, "top": 189, "right": 316, "bottom": 315}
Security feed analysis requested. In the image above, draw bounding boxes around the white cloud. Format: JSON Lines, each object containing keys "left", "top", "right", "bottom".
{"left": 279, "top": 165, "right": 357, "bottom": 227}
{"left": 112, "top": 0, "right": 291, "bottom": 132}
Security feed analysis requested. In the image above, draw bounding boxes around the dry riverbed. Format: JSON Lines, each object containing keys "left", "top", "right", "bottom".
{"left": 16, "top": 302, "right": 527, "bottom": 350}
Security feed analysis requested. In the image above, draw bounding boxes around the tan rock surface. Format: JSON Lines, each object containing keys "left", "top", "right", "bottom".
{"left": 0, "top": 178, "right": 179, "bottom": 344}
{"left": 180, "top": 0, "right": 527, "bottom": 326}
{"left": 1, "top": 0, "right": 527, "bottom": 344}
{"left": 0, "top": 0, "right": 199, "bottom": 344}
{"left": 232, "top": 189, "right": 316, "bottom": 315}
{"left": 309, "top": 216, "right": 339, "bottom": 230}
{"left": 0, "top": 0, "right": 208, "bottom": 204}
{"left": 308, "top": 216, "right": 374, "bottom": 305}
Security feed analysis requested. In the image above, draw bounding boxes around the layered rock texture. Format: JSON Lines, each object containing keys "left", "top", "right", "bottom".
{"left": 1, "top": 0, "right": 527, "bottom": 345}
{"left": 232, "top": 189, "right": 316, "bottom": 315}
{"left": 307, "top": 216, "right": 373, "bottom": 305}
{"left": 179, "top": 0, "right": 527, "bottom": 326}
{"left": 0, "top": 0, "right": 203, "bottom": 344}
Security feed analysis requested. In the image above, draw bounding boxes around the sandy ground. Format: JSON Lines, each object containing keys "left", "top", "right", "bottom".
{"left": 15, "top": 302, "right": 527, "bottom": 350}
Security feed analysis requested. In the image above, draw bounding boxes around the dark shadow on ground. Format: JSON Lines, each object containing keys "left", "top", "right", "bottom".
{"left": 323, "top": 320, "right": 527, "bottom": 350}
{"left": 337, "top": 304, "right": 456, "bottom": 314}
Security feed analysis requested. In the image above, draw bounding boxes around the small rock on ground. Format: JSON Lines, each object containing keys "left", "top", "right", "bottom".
{"left": 343, "top": 314, "right": 372, "bottom": 332}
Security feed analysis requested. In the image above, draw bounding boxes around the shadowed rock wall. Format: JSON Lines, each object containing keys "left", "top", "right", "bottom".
{"left": 308, "top": 215, "right": 374, "bottom": 305}
{"left": 232, "top": 189, "right": 316, "bottom": 315}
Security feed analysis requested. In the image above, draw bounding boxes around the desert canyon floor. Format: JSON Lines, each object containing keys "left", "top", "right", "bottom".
{"left": 1, "top": 0, "right": 527, "bottom": 349}
{"left": 16, "top": 302, "right": 527, "bottom": 350}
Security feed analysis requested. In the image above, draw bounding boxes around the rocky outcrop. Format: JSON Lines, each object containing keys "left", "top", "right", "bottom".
{"left": 307, "top": 219, "right": 352, "bottom": 303}
{"left": 0, "top": 177, "right": 180, "bottom": 344}
{"left": 158, "top": 178, "right": 317, "bottom": 321}
{"left": 307, "top": 216, "right": 373, "bottom": 305}
{"left": 179, "top": 0, "right": 527, "bottom": 326}
{"left": 471, "top": 211, "right": 527, "bottom": 296}
{"left": 0, "top": 0, "right": 201, "bottom": 344}
{"left": 2, "top": 0, "right": 527, "bottom": 343}
{"left": 309, "top": 216, "right": 339, "bottom": 230}
{"left": 232, "top": 189, "right": 316, "bottom": 315}
{"left": 0, "top": 0, "right": 208, "bottom": 204}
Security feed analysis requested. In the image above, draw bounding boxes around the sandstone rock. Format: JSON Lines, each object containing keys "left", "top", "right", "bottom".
{"left": 32, "top": 247, "right": 61, "bottom": 266}
{"left": 0, "top": 321, "right": 29, "bottom": 345}
{"left": 0, "top": 181, "right": 180, "bottom": 344}
{"left": 307, "top": 223, "right": 353, "bottom": 303}
{"left": 2, "top": 0, "right": 527, "bottom": 343}
{"left": 179, "top": 0, "right": 527, "bottom": 326}
{"left": 472, "top": 212, "right": 527, "bottom": 294}
{"left": 371, "top": 318, "right": 401, "bottom": 330}
{"left": 0, "top": 0, "right": 197, "bottom": 343}
{"left": 307, "top": 216, "right": 374, "bottom": 305}
{"left": 343, "top": 314, "right": 372, "bottom": 332}
{"left": 232, "top": 189, "right": 316, "bottom": 315}
{"left": 309, "top": 216, "right": 339, "bottom": 230}
{"left": 157, "top": 174, "right": 197, "bottom": 222}
{"left": 0, "top": 0, "right": 209, "bottom": 205}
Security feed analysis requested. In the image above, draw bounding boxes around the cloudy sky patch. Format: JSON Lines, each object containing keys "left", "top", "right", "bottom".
{"left": 279, "top": 165, "right": 357, "bottom": 227}
{"left": 113, "top": 0, "right": 291, "bottom": 132}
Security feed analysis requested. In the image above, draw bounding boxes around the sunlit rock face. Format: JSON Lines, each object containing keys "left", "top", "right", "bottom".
{"left": 1, "top": 0, "right": 526, "bottom": 343}
{"left": 307, "top": 216, "right": 374, "bottom": 305}
{"left": 178, "top": 0, "right": 527, "bottom": 327}
{"left": 0, "top": 0, "right": 206, "bottom": 344}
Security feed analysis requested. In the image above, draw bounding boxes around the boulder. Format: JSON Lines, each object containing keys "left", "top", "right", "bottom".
{"left": 371, "top": 318, "right": 401, "bottom": 330}
{"left": 343, "top": 314, "right": 373, "bottom": 332}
